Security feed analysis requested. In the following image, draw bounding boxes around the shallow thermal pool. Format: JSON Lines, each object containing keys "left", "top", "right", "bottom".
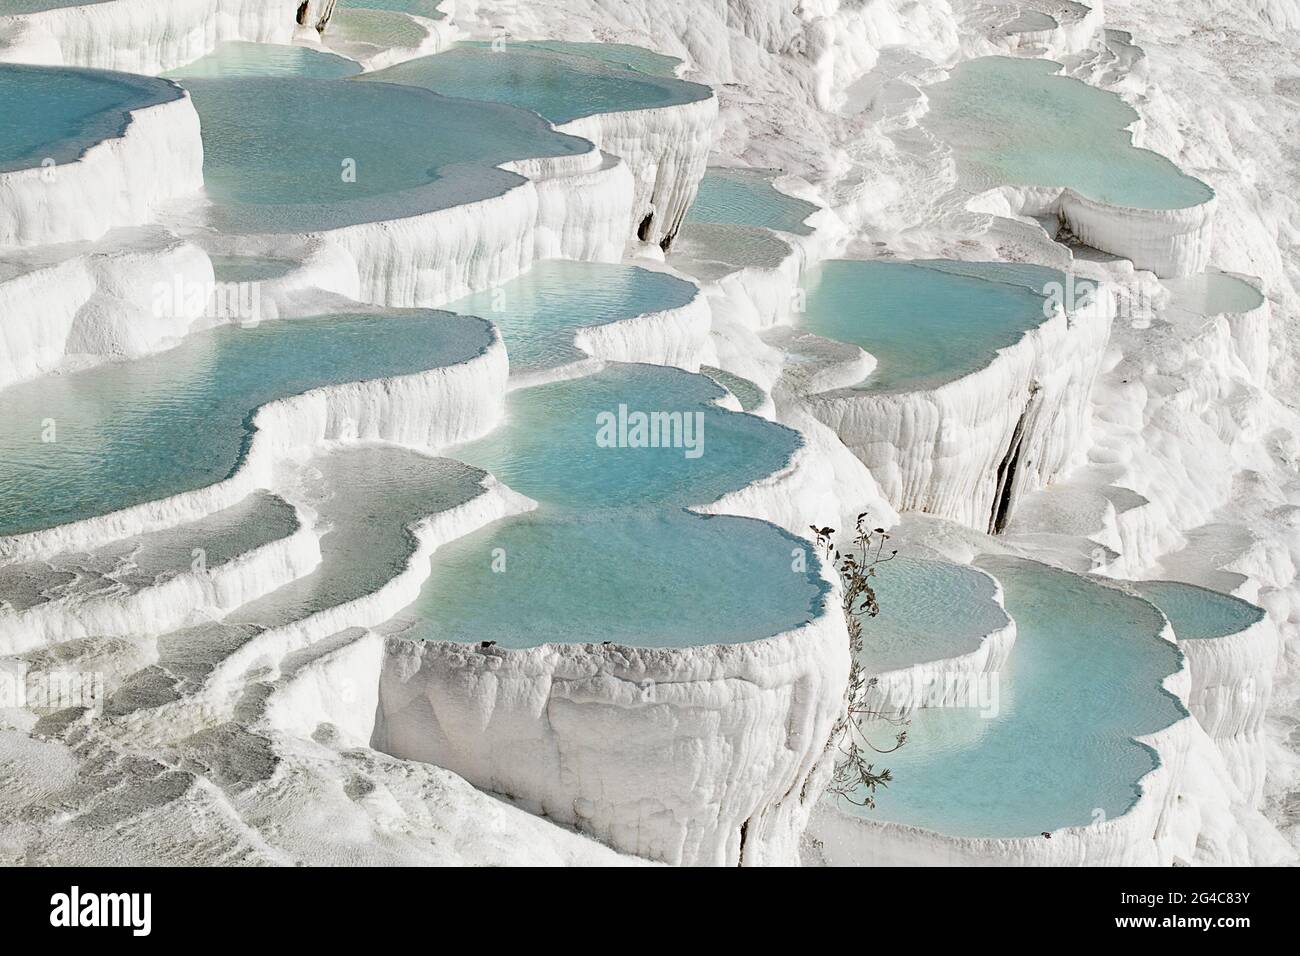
{"left": 221, "top": 448, "right": 488, "bottom": 632}
{"left": 363, "top": 43, "right": 710, "bottom": 125}
{"left": 441, "top": 363, "right": 799, "bottom": 510}
{"left": 0, "top": 491, "right": 297, "bottom": 613}
{"left": 329, "top": 5, "right": 432, "bottom": 52}
{"left": 396, "top": 509, "right": 827, "bottom": 649}
{"left": 0, "top": 63, "right": 184, "bottom": 173}
{"left": 179, "top": 73, "right": 589, "bottom": 233}
{"left": 1131, "top": 580, "right": 1266, "bottom": 641}
{"left": 798, "top": 259, "right": 1067, "bottom": 393}
{"left": 0, "top": 311, "right": 492, "bottom": 537}
{"left": 209, "top": 255, "right": 301, "bottom": 283}
{"left": 670, "top": 222, "right": 795, "bottom": 282}
{"left": 509, "top": 40, "right": 682, "bottom": 79}
{"left": 88, "top": 449, "right": 491, "bottom": 666}
{"left": 388, "top": 364, "right": 828, "bottom": 648}
{"left": 164, "top": 42, "right": 361, "bottom": 79}
{"left": 344, "top": 0, "right": 446, "bottom": 16}
{"left": 859, "top": 557, "right": 1010, "bottom": 673}
{"left": 850, "top": 557, "right": 1188, "bottom": 837}
{"left": 443, "top": 260, "right": 698, "bottom": 375}
{"left": 0, "top": 0, "right": 112, "bottom": 12}
{"left": 701, "top": 366, "right": 766, "bottom": 413}
{"left": 1002, "top": 10, "right": 1058, "bottom": 34}
{"left": 1163, "top": 272, "right": 1265, "bottom": 316}
{"left": 925, "top": 56, "right": 1213, "bottom": 210}
{"left": 685, "top": 167, "right": 817, "bottom": 236}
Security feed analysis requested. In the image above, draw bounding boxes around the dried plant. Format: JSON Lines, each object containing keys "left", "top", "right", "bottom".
{"left": 811, "top": 513, "right": 908, "bottom": 808}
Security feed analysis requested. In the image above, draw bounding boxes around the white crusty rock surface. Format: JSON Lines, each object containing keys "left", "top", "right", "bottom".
{"left": 374, "top": 594, "right": 849, "bottom": 867}
{"left": 795, "top": 286, "right": 1114, "bottom": 533}
{"left": 0, "top": 70, "right": 203, "bottom": 248}
{"left": 0, "top": 0, "right": 323, "bottom": 73}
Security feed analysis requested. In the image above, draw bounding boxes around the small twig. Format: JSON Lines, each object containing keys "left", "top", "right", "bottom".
{"left": 811, "top": 513, "right": 906, "bottom": 807}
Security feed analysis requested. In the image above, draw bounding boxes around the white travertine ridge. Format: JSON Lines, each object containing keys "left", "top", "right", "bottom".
{"left": 0, "top": 76, "right": 203, "bottom": 247}
{"left": 0, "top": 333, "right": 509, "bottom": 562}
{"left": 0, "top": 234, "right": 211, "bottom": 387}
{"left": 797, "top": 287, "right": 1115, "bottom": 533}
{"left": 0, "top": 0, "right": 319, "bottom": 73}
{"left": 969, "top": 183, "right": 1216, "bottom": 279}
{"left": 0, "top": 504, "right": 321, "bottom": 655}
{"left": 1156, "top": 592, "right": 1278, "bottom": 805}
{"left": 560, "top": 95, "right": 718, "bottom": 251}
{"left": 309, "top": 151, "right": 631, "bottom": 308}
{"left": 571, "top": 282, "right": 713, "bottom": 372}
{"left": 374, "top": 586, "right": 849, "bottom": 866}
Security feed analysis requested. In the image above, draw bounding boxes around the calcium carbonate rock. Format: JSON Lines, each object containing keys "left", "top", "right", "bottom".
{"left": 0, "top": 0, "right": 320, "bottom": 74}
{"left": 0, "top": 332, "right": 510, "bottom": 562}
{"left": 0, "top": 232, "right": 212, "bottom": 387}
{"left": 798, "top": 282, "right": 1115, "bottom": 533}
{"left": 0, "top": 69, "right": 203, "bottom": 247}
{"left": 374, "top": 598, "right": 849, "bottom": 866}
{"left": 560, "top": 94, "right": 717, "bottom": 251}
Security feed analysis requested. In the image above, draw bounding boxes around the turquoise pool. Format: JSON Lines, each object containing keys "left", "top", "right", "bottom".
{"left": 209, "top": 255, "right": 300, "bottom": 283}
{"left": 391, "top": 364, "right": 826, "bottom": 648}
{"left": 444, "top": 260, "right": 697, "bottom": 374}
{"left": 853, "top": 558, "right": 1188, "bottom": 837}
{"left": 701, "top": 366, "right": 766, "bottom": 413}
{"left": 0, "top": 1, "right": 112, "bottom": 12}
{"left": 444, "top": 364, "right": 799, "bottom": 510}
{"left": 1164, "top": 273, "right": 1265, "bottom": 316}
{"left": 686, "top": 167, "right": 818, "bottom": 236}
{"left": 330, "top": 5, "right": 432, "bottom": 50}
{"left": 1003, "top": 11, "right": 1058, "bottom": 34}
{"left": 364, "top": 43, "right": 710, "bottom": 124}
{"left": 799, "top": 259, "right": 1065, "bottom": 393}
{"left": 1131, "top": 580, "right": 1265, "bottom": 641}
{"left": 402, "top": 509, "right": 825, "bottom": 649}
{"left": 860, "top": 557, "right": 1010, "bottom": 673}
{"left": 0, "top": 311, "right": 493, "bottom": 536}
{"left": 180, "top": 74, "right": 589, "bottom": 232}
{"left": 0, "top": 63, "right": 184, "bottom": 173}
{"left": 164, "top": 42, "right": 361, "bottom": 80}
{"left": 509, "top": 40, "right": 682, "bottom": 79}
{"left": 926, "top": 56, "right": 1213, "bottom": 210}
{"left": 344, "top": 0, "right": 446, "bottom": 19}
{"left": 225, "top": 448, "right": 486, "bottom": 631}
{"left": 0, "top": 491, "right": 296, "bottom": 612}
{"left": 672, "top": 223, "right": 794, "bottom": 281}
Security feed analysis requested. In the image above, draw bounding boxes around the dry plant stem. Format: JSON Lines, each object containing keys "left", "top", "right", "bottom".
{"left": 812, "top": 513, "right": 909, "bottom": 809}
